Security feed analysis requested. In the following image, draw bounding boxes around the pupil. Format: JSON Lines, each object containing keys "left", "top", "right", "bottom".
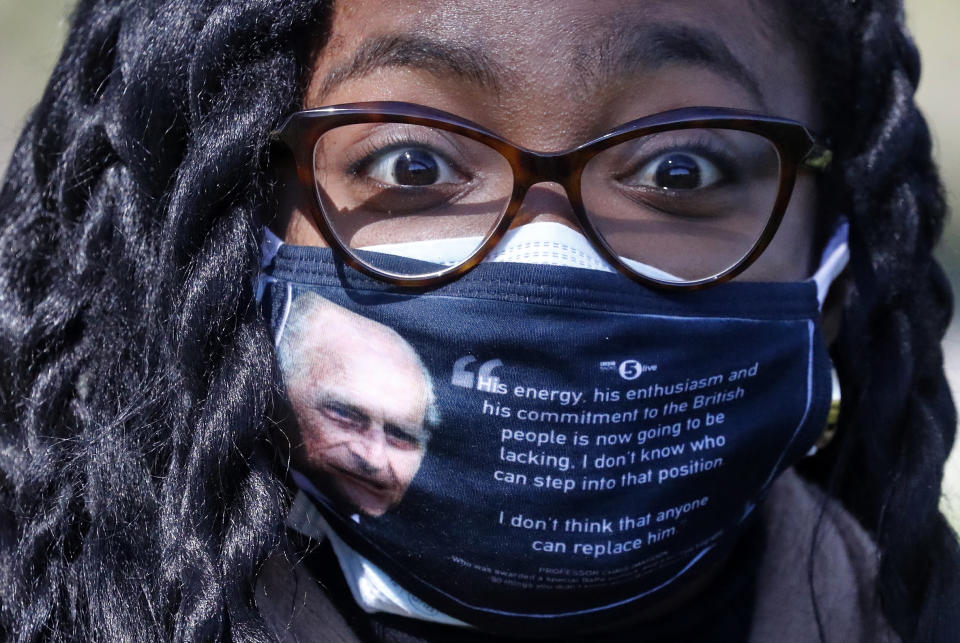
{"left": 655, "top": 153, "right": 701, "bottom": 190}
{"left": 394, "top": 149, "right": 439, "bottom": 186}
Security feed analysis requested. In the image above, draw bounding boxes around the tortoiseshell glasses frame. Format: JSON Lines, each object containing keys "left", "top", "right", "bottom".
{"left": 272, "top": 101, "right": 832, "bottom": 290}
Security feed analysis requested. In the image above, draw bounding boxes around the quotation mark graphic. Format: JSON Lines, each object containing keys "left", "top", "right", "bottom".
{"left": 451, "top": 356, "right": 504, "bottom": 391}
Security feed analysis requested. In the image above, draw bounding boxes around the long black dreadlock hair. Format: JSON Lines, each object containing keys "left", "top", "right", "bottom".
{"left": 0, "top": 0, "right": 956, "bottom": 641}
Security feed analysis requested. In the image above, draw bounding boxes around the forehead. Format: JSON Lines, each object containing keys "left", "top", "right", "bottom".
{"left": 323, "top": 0, "right": 780, "bottom": 61}
{"left": 302, "top": 316, "right": 429, "bottom": 423}
{"left": 305, "top": 311, "right": 416, "bottom": 379}
{"left": 309, "top": 0, "right": 816, "bottom": 134}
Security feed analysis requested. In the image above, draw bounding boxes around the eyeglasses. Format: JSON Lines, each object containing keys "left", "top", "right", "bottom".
{"left": 272, "top": 101, "right": 831, "bottom": 290}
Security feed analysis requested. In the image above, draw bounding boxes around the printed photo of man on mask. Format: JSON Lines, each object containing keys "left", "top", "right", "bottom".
{"left": 277, "top": 292, "right": 439, "bottom": 518}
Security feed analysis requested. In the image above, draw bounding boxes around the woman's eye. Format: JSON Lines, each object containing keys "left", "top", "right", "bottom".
{"left": 629, "top": 151, "right": 723, "bottom": 191}
{"left": 364, "top": 146, "right": 461, "bottom": 187}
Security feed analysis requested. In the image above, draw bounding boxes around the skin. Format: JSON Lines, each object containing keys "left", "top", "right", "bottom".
{"left": 275, "top": 0, "right": 820, "bottom": 282}
{"left": 281, "top": 297, "right": 430, "bottom": 517}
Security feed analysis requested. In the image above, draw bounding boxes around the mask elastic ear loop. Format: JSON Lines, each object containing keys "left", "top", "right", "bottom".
{"left": 805, "top": 219, "right": 848, "bottom": 456}
{"left": 255, "top": 228, "right": 286, "bottom": 302}
{"left": 812, "top": 220, "right": 850, "bottom": 309}
{"left": 261, "top": 227, "right": 285, "bottom": 269}
{"left": 273, "top": 281, "right": 294, "bottom": 349}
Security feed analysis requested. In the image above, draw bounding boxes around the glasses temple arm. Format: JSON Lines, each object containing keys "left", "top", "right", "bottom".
{"left": 802, "top": 143, "right": 833, "bottom": 171}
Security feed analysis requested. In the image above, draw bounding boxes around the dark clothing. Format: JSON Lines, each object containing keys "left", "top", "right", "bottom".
{"left": 256, "top": 469, "right": 898, "bottom": 643}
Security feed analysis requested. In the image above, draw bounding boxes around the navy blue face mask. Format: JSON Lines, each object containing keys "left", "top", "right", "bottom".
{"left": 258, "top": 230, "right": 843, "bottom": 636}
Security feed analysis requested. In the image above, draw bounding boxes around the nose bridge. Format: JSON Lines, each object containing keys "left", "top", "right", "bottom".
{"left": 524, "top": 151, "right": 573, "bottom": 188}
{"left": 512, "top": 150, "right": 581, "bottom": 229}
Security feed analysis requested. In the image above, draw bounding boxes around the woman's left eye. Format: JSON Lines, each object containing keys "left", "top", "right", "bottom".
{"left": 364, "top": 146, "right": 461, "bottom": 187}
{"left": 628, "top": 151, "right": 723, "bottom": 191}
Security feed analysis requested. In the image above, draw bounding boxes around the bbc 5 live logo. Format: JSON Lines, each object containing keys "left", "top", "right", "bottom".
{"left": 600, "top": 359, "right": 658, "bottom": 381}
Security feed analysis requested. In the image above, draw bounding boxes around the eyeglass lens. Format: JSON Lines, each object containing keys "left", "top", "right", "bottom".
{"left": 312, "top": 123, "right": 782, "bottom": 283}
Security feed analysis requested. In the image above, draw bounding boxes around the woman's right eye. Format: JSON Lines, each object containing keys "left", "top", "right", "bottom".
{"left": 363, "top": 145, "right": 462, "bottom": 187}
{"left": 629, "top": 151, "right": 724, "bottom": 191}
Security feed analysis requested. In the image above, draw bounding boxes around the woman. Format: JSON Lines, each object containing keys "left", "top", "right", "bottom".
{"left": 0, "top": 0, "right": 957, "bottom": 641}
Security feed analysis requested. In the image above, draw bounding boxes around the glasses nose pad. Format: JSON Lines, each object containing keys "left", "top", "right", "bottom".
{"left": 510, "top": 182, "right": 584, "bottom": 234}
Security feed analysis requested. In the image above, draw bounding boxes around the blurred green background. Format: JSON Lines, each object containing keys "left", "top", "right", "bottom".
{"left": 1, "top": 1, "right": 959, "bottom": 529}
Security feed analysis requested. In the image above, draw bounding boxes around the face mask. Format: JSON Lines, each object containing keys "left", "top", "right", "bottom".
{"left": 258, "top": 223, "right": 846, "bottom": 636}
{"left": 357, "top": 221, "right": 682, "bottom": 282}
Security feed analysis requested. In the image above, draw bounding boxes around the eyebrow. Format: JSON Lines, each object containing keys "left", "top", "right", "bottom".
{"left": 578, "top": 23, "right": 766, "bottom": 106}
{"left": 315, "top": 23, "right": 765, "bottom": 108}
{"left": 315, "top": 33, "right": 510, "bottom": 100}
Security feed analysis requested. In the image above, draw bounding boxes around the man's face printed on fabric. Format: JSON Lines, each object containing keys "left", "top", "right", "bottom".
{"left": 279, "top": 294, "right": 433, "bottom": 517}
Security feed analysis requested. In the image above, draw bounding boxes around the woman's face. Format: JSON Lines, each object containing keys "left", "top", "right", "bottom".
{"left": 279, "top": 0, "right": 819, "bottom": 282}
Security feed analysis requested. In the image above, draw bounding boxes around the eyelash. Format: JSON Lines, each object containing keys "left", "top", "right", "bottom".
{"left": 346, "top": 133, "right": 463, "bottom": 181}
{"left": 621, "top": 135, "right": 738, "bottom": 184}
